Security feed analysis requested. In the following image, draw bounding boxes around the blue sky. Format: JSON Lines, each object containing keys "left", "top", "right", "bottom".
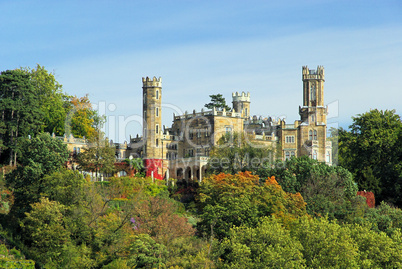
{"left": 1, "top": 0, "right": 401, "bottom": 142}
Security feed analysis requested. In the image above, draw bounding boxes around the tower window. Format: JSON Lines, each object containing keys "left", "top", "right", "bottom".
{"left": 245, "top": 108, "right": 248, "bottom": 117}
{"left": 310, "top": 83, "right": 316, "bottom": 101}
{"left": 156, "top": 90, "right": 159, "bottom": 100}
{"left": 156, "top": 107, "right": 159, "bottom": 117}
{"left": 313, "top": 130, "right": 317, "bottom": 140}
{"left": 156, "top": 124, "right": 159, "bottom": 134}
{"left": 156, "top": 139, "right": 159, "bottom": 147}
{"left": 309, "top": 130, "right": 313, "bottom": 140}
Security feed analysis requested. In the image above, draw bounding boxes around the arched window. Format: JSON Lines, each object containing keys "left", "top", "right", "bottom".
{"left": 314, "top": 130, "right": 317, "bottom": 140}
{"left": 309, "top": 130, "right": 313, "bottom": 140}
{"left": 285, "top": 151, "right": 290, "bottom": 160}
{"left": 291, "top": 151, "right": 295, "bottom": 157}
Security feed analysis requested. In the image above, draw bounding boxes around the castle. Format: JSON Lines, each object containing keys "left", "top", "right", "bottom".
{"left": 66, "top": 65, "right": 332, "bottom": 180}
{"left": 111, "top": 65, "right": 331, "bottom": 181}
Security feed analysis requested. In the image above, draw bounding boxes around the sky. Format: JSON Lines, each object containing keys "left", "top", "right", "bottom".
{"left": 1, "top": 0, "right": 401, "bottom": 142}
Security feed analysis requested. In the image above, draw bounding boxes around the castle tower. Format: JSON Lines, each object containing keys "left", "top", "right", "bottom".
{"left": 232, "top": 91, "right": 250, "bottom": 118}
{"left": 142, "top": 76, "right": 163, "bottom": 179}
{"left": 299, "top": 66, "right": 326, "bottom": 123}
{"left": 298, "top": 66, "right": 331, "bottom": 164}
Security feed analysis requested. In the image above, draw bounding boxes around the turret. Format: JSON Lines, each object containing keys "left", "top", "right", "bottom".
{"left": 232, "top": 91, "right": 250, "bottom": 118}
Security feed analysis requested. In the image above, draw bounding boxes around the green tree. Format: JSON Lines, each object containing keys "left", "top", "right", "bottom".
{"left": 5, "top": 133, "right": 68, "bottom": 219}
{"left": 258, "top": 156, "right": 363, "bottom": 221}
{"left": 338, "top": 109, "right": 402, "bottom": 206}
{"left": 21, "top": 197, "right": 70, "bottom": 267}
{"left": 292, "top": 217, "right": 359, "bottom": 268}
{"left": 0, "top": 243, "right": 35, "bottom": 268}
{"left": 349, "top": 223, "right": 402, "bottom": 268}
{"left": 0, "top": 69, "right": 43, "bottom": 166}
{"left": 204, "top": 94, "right": 231, "bottom": 111}
{"left": 216, "top": 217, "right": 306, "bottom": 268}
{"left": 22, "top": 64, "right": 70, "bottom": 136}
{"left": 207, "top": 132, "right": 273, "bottom": 174}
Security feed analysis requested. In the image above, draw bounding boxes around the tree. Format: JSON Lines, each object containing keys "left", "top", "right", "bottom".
{"left": 66, "top": 95, "right": 98, "bottom": 140}
{"left": 215, "top": 217, "right": 306, "bottom": 268}
{"left": 21, "top": 197, "right": 70, "bottom": 267}
{"left": 197, "top": 172, "right": 307, "bottom": 240}
{"left": 292, "top": 217, "right": 359, "bottom": 268}
{"left": 204, "top": 94, "right": 231, "bottom": 111}
{"left": 22, "top": 64, "right": 70, "bottom": 136}
{"left": 207, "top": 132, "right": 273, "bottom": 175}
{"left": 77, "top": 115, "right": 116, "bottom": 180}
{"left": 0, "top": 69, "right": 43, "bottom": 166}
{"left": 257, "top": 156, "right": 364, "bottom": 221}
{"left": 5, "top": 133, "right": 68, "bottom": 219}
{"left": 338, "top": 109, "right": 402, "bottom": 206}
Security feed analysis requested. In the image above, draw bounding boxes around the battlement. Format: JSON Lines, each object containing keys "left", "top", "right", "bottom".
{"left": 302, "top": 66, "right": 325, "bottom": 81}
{"left": 232, "top": 91, "right": 250, "bottom": 102}
{"left": 142, "top": 76, "right": 162, "bottom": 87}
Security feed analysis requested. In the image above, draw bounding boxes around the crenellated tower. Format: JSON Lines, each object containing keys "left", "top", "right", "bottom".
{"left": 297, "top": 66, "right": 331, "bottom": 164}
{"left": 232, "top": 91, "right": 250, "bottom": 118}
{"left": 142, "top": 76, "right": 163, "bottom": 178}
{"left": 299, "top": 66, "right": 326, "bottom": 123}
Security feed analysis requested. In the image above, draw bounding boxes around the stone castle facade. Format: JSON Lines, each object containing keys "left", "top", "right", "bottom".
{"left": 108, "top": 65, "right": 332, "bottom": 181}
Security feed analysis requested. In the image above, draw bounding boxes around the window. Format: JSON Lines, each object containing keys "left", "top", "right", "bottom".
{"left": 156, "top": 90, "right": 159, "bottom": 99}
{"left": 309, "top": 130, "right": 313, "bottom": 140}
{"left": 225, "top": 126, "right": 232, "bottom": 134}
{"left": 285, "top": 151, "right": 290, "bottom": 160}
{"left": 313, "top": 150, "right": 317, "bottom": 160}
{"left": 313, "top": 130, "right": 317, "bottom": 140}
{"left": 311, "top": 115, "right": 315, "bottom": 122}
{"left": 291, "top": 151, "right": 295, "bottom": 157}
{"left": 285, "top": 136, "right": 295, "bottom": 143}
{"left": 156, "top": 107, "right": 159, "bottom": 117}
{"left": 326, "top": 151, "right": 331, "bottom": 163}
{"left": 310, "top": 83, "right": 316, "bottom": 101}
{"left": 245, "top": 108, "right": 248, "bottom": 117}
{"left": 156, "top": 139, "right": 159, "bottom": 147}
{"left": 156, "top": 124, "right": 159, "bottom": 134}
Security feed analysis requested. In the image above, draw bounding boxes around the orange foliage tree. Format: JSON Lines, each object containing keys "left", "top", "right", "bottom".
{"left": 197, "top": 171, "right": 306, "bottom": 239}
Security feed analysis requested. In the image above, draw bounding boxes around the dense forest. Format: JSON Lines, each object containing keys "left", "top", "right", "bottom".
{"left": 0, "top": 66, "right": 402, "bottom": 268}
